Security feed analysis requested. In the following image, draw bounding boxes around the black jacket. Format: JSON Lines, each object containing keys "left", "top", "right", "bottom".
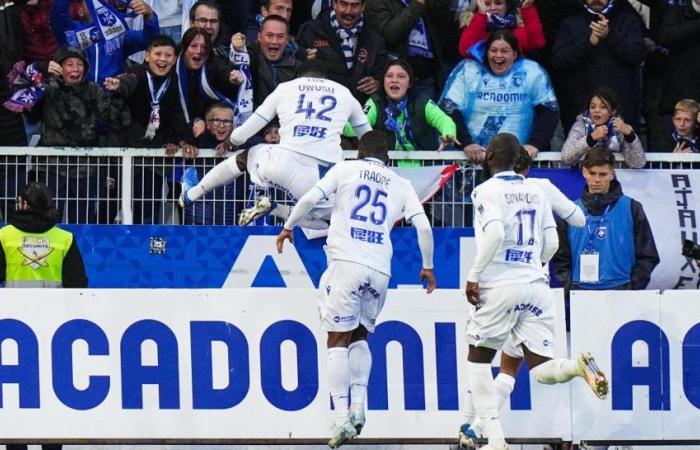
{"left": 553, "top": 180, "right": 660, "bottom": 290}
{"left": 297, "top": 10, "right": 387, "bottom": 104}
{"left": 248, "top": 41, "right": 299, "bottom": 108}
{"left": 181, "top": 56, "right": 239, "bottom": 125}
{"left": 0, "top": 209, "right": 88, "bottom": 288}
{"left": 0, "top": 0, "right": 27, "bottom": 146}
{"left": 117, "top": 65, "right": 192, "bottom": 148}
{"left": 551, "top": 2, "right": 646, "bottom": 132}
{"left": 658, "top": 4, "right": 700, "bottom": 115}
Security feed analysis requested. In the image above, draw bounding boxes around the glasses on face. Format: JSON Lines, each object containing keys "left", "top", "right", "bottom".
{"left": 194, "top": 17, "right": 219, "bottom": 26}
{"left": 208, "top": 119, "right": 233, "bottom": 126}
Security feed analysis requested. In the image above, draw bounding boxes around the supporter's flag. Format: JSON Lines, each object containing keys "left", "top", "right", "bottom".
{"left": 3, "top": 62, "right": 45, "bottom": 113}
{"left": 83, "top": 0, "right": 131, "bottom": 54}
{"left": 395, "top": 164, "right": 460, "bottom": 203}
{"left": 229, "top": 46, "right": 254, "bottom": 127}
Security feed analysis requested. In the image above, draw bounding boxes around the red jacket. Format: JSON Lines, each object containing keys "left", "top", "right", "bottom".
{"left": 458, "top": 5, "right": 545, "bottom": 57}
{"left": 22, "top": 0, "right": 59, "bottom": 63}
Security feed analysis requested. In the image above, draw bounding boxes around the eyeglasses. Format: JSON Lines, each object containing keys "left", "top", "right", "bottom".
{"left": 208, "top": 119, "right": 233, "bottom": 126}
{"left": 194, "top": 17, "right": 219, "bottom": 26}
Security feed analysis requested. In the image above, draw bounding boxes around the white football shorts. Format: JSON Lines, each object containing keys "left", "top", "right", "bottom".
{"left": 467, "top": 280, "right": 555, "bottom": 358}
{"left": 246, "top": 143, "right": 333, "bottom": 211}
{"left": 318, "top": 260, "right": 390, "bottom": 333}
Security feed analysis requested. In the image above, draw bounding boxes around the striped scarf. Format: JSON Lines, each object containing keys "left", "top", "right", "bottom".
{"left": 673, "top": 131, "right": 699, "bottom": 152}
{"left": 584, "top": 0, "right": 616, "bottom": 16}
{"left": 329, "top": 10, "right": 364, "bottom": 70}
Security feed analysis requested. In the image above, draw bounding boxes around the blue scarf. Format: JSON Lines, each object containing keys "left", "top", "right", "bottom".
{"left": 80, "top": 0, "right": 134, "bottom": 55}
{"left": 384, "top": 97, "right": 416, "bottom": 150}
{"left": 329, "top": 10, "right": 364, "bottom": 70}
{"left": 176, "top": 56, "right": 239, "bottom": 125}
{"left": 229, "top": 46, "right": 254, "bottom": 126}
{"left": 399, "top": 0, "right": 433, "bottom": 58}
{"left": 486, "top": 13, "right": 516, "bottom": 32}
{"left": 583, "top": 114, "right": 621, "bottom": 151}
{"left": 145, "top": 71, "right": 171, "bottom": 139}
{"left": 584, "top": 0, "right": 616, "bottom": 16}
{"left": 3, "top": 62, "right": 45, "bottom": 113}
{"left": 673, "top": 131, "right": 699, "bottom": 152}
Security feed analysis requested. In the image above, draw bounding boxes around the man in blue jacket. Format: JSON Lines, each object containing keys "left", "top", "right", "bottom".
{"left": 553, "top": 148, "right": 660, "bottom": 291}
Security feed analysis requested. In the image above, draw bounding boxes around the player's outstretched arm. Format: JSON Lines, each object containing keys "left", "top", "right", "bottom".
{"left": 275, "top": 229, "right": 294, "bottom": 254}
{"left": 466, "top": 221, "right": 505, "bottom": 304}
{"left": 277, "top": 187, "right": 328, "bottom": 253}
{"left": 420, "top": 268, "right": 436, "bottom": 293}
{"left": 411, "top": 213, "right": 436, "bottom": 293}
{"left": 541, "top": 226, "right": 559, "bottom": 264}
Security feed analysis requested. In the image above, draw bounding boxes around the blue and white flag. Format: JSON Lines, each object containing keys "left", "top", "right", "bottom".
{"left": 229, "top": 46, "right": 254, "bottom": 127}
{"left": 84, "top": 0, "right": 131, "bottom": 54}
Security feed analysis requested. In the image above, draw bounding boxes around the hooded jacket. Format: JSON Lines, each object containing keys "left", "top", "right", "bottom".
{"left": 0, "top": 209, "right": 88, "bottom": 288}
{"left": 553, "top": 179, "right": 659, "bottom": 290}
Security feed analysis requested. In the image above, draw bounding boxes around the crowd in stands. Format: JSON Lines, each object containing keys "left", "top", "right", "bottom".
{"left": 0, "top": 0, "right": 699, "bottom": 224}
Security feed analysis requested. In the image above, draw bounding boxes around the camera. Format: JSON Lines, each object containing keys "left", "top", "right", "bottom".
{"left": 682, "top": 240, "right": 700, "bottom": 259}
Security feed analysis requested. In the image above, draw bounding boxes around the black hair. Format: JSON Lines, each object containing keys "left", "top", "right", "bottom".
{"left": 260, "top": 14, "right": 290, "bottom": 33}
{"left": 584, "top": 86, "right": 621, "bottom": 116}
{"left": 18, "top": 182, "right": 60, "bottom": 223}
{"left": 297, "top": 58, "right": 329, "bottom": 78}
{"left": 513, "top": 145, "right": 532, "bottom": 175}
{"left": 485, "top": 133, "right": 520, "bottom": 170}
{"left": 483, "top": 29, "right": 520, "bottom": 68}
{"left": 189, "top": 0, "right": 221, "bottom": 21}
{"left": 383, "top": 58, "right": 414, "bottom": 87}
{"left": 147, "top": 34, "right": 177, "bottom": 51}
{"left": 582, "top": 148, "right": 616, "bottom": 169}
{"left": 358, "top": 130, "right": 390, "bottom": 164}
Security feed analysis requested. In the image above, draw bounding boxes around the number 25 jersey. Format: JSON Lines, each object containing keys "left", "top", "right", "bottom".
{"left": 314, "top": 159, "right": 425, "bottom": 277}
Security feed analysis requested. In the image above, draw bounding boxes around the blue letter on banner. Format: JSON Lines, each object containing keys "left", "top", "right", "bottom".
{"left": 52, "top": 320, "right": 110, "bottom": 409}
{"left": 121, "top": 320, "right": 180, "bottom": 409}
{"left": 682, "top": 323, "right": 700, "bottom": 409}
{"left": 260, "top": 320, "right": 318, "bottom": 411}
{"left": 191, "top": 321, "right": 250, "bottom": 409}
{"left": 0, "top": 319, "right": 39, "bottom": 408}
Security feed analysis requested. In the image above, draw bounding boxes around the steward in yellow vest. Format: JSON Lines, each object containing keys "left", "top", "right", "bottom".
{"left": 1, "top": 182, "right": 87, "bottom": 288}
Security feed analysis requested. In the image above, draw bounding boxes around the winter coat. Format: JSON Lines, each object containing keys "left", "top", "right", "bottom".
{"left": 561, "top": 114, "right": 646, "bottom": 168}
{"left": 553, "top": 179, "right": 659, "bottom": 291}
{"left": 21, "top": 0, "right": 58, "bottom": 63}
{"left": 658, "top": 4, "right": 700, "bottom": 115}
{"left": 458, "top": 5, "right": 546, "bottom": 57}
{"left": 1, "top": 1, "right": 28, "bottom": 146}
{"left": 297, "top": 9, "right": 387, "bottom": 104}
{"left": 247, "top": 41, "right": 299, "bottom": 108}
{"left": 551, "top": 2, "right": 646, "bottom": 132}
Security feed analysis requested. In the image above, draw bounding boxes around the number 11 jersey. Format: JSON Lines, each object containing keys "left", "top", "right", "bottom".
{"left": 313, "top": 158, "right": 426, "bottom": 277}
{"left": 255, "top": 77, "right": 369, "bottom": 164}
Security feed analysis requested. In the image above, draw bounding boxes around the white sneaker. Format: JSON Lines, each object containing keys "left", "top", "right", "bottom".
{"left": 238, "top": 196, "right": 272, "bottom": 226}
{"left": 348, "top": 406, "right": 366, "bottom": 435}
{"left": 327, "top": 420, "right": 357, "bottom": 448}
{"left": 578, "top": 352, "right": 609, "bottom": 399}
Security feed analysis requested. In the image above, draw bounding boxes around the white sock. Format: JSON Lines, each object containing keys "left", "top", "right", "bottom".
{"left": 187, "top": 156, "right": 242, "bottom": 202}
{"left": 466, "top": 361, "right": 506, "bottom": 447}
{"left": 327, "top": 347, "right": 350, "bottom": 424}
{"left": 531, "top": 358, "right": 580, "bottom": 384}
{"left": 462, "top": 383, "right": 477, "bottom": 426}
{"left": 472, "top": 372, "right": 515, "bottom": 436}
{"left": 348, "top": 340, "right": 371, "bottom": 410}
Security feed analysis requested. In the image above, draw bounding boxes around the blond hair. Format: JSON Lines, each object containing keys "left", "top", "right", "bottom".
{"left": 674, "top": 99, "right": 700, "bottom": 119}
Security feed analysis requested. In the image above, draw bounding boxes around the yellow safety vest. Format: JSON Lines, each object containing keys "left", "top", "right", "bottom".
{"left": 0, "top": 224, "right": 73, "bottom": 288}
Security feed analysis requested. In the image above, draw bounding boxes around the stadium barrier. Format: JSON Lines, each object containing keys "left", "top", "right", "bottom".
{"left": 0, "top": 288, "right": 697, "bottom": 445}
{"left": 1, "top": 147, "right": 699, "bottom": 226}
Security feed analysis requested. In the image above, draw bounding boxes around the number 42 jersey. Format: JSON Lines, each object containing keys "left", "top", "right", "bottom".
{"left": 471, "top": 172, "right": 556, "bottom": 288}
{"left": 255, "top": 77, "right": 369, "bottom": 164}
{"left": 314, "top": 158, "right": 426, "bottom": 277}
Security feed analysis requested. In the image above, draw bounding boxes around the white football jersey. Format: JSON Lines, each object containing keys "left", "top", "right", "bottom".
{"left": 314, "top": 158, "right": 426, "bottom": 276}
{"left": 530, "top": 177, "right": 580, "bottom": 222}
{"left": 253, "top": 77, "right": 369, "bottom": 163}
{"left": 471, "top": 171, "right": 556, "bottom": 288}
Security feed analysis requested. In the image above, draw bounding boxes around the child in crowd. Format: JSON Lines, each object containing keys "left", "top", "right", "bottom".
{"left": 670, "top": 99, "right": 699, "bottom": 153}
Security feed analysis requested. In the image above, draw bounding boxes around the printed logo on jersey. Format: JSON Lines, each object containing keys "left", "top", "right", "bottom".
{"left": 596, "top": 226, "right": 607, "bottom": 239}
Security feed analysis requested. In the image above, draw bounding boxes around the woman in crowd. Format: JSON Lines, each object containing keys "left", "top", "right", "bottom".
{"left": 458, "top": 0, "right": 545, "bottom": 56}
{"left": 561, "top": 88, "right": 646, "bottom": 168}
{"left": 358, "top": 59, "right": 460, "bottom": 167}
{"left": 440, "top": 29, "right": 559, "bottom": 162}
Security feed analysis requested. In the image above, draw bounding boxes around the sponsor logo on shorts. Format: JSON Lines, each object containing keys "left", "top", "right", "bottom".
{"left": 333, "top": 315, "right": 356, "bottom": 323}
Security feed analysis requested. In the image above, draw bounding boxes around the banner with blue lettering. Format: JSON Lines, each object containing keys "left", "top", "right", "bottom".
{"left": 570, "top": 290, "right": 700, "bottom": 442}
{"left": 0, "top": 288, "right": 571, "bottom": 441}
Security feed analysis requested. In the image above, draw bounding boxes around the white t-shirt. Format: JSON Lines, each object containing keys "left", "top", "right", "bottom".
{"left": 471, "top": 171, "right": 556, "bottom": 287}
{"left": 248, "top": 77, "right": 369, "bottom": 163}
{"left": 530, "top": 177, "right": 579, "bottom": 222}
{"left": 314, "top": 158, "right": 426, "bottom": 276}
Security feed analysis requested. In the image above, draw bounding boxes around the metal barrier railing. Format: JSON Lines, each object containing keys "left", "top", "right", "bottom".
{"left": 1, "top": 147, "right": 699, "bottom": 226}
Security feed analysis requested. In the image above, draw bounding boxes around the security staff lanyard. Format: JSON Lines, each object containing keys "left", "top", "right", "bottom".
{"left": 579, "top": 204, "right": 611, "bottom": 283}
